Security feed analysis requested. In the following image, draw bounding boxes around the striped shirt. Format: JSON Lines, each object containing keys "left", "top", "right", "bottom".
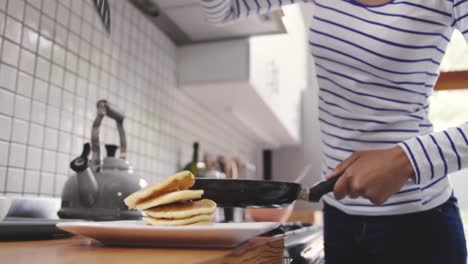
{"left": 200, "top": 0, "right": 468, "bottom": 216}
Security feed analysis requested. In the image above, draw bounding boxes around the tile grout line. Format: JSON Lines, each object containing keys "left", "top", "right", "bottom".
{"left": 17, "top": 0, "right": 33, "bottom": 196}
{"left": 28, "top": 0, "right": 61, "bottom": 197}
{"left": 3, "top": 0, "right": 23, "bottom": 195}
{"left": 49, "top": 0, "right": 67, "bottom": 197}
{"left": 32, "top": 0, "right": 49, "bottom": 197}
{"left": 0, "top": 4, "right": 7, "bottom": 195}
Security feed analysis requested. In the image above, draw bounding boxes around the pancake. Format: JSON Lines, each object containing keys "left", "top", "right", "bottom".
{"left": 135, "top": 190, "right": 204, "bottom": 211}
{"left": 142, "top": 213, "right": 214, "bottom": 226}
{"left": 125, "top": 171, "right": 217, "bottom": 226}
{"left": 144, "top": 199, "right": 217, "bottom": 219}
{"left": 124, "top": 171, "right": 195, "bottom": 209}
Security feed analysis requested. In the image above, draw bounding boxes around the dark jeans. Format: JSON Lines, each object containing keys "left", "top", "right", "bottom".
{"left": 324, "top": 196, "right": 467, "bottom": 264}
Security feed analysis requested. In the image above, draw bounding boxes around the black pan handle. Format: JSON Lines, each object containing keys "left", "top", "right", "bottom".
{"left": 308, "top": 173, "right": 343, "bottom": 202}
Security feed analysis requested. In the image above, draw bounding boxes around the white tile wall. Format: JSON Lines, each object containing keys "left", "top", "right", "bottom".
{"left": 0, "top": 141, "right": 8, "bottom": 166}
{"left": 14, "top": 95, "right": 31, "bottom": 120}
{"left": 26, "top": 146, "right": 41, "bottom": 170}
{"left": 31, "top": 100, "right": 46, "bottom": 123}
{"left": 17, "top": 72, "right": 33, "bottom": 97}
{"left": 0, "top": 114, "right": 11, "bottom": 140}
{"left": 0, "top": 166, "right": 6, "bottom": 191}
{"left": 8, "top": 143, "right": 26, "bottom": 168}
{"left": 6, "top": 167, "right": 24, "bottom": 192}
{"left": 23, "top": 169, "right": 39, "bottom": 193}
{"left": 0, "top": 0, "right": 261, "bottom": 197}
{"left": 5, "top": 17, "right": 22, "bottom": 44}
{"left": 7, "top": 0, "right": 24, "bottom": 21}
{"left": 28, "top": 123, "right": 44, "bottom": 147}
{"left": 33, "top": 78, "right": 47, "bottom": 102}
{"left": 11, "top": 118, "right": 28, "bottom": 143}
{"left": 0, "top": 63, "right": 17, "bottom": 91}
{"left": 3, "top": 39, "right": 21, "bottom": 66}
{"left": 0, "top": 88, "right": 14, "bottom": 115}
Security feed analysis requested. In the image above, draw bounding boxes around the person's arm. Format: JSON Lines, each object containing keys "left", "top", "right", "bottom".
{"left": 398, "top": 0, "right": 468, "bottom": 186}
{"left": 398, "top": 125, "right": 468, "bottom": 186}
{"left": 454, "top": 0, "right": 468, "bottom": 40}
{"left": 328, "top": 122, "right": 468, "bottom": 205}
{"left": 200, "top": 0, "right": 312, "bottom": 24}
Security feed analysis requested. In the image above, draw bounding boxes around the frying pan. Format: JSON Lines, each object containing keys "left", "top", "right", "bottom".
{"left": 192, "top": 173, "right": 342, "bottom": 208}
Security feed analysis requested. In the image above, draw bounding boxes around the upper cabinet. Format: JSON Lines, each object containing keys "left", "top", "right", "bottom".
{"left": 178, "top": 39, "right": 298, "bottom": 147}
{"left": 130, "top": 0, "right": 286, "bottom": 45}
{"left": 177, "top": 5, "right": 310, "bottom": 148}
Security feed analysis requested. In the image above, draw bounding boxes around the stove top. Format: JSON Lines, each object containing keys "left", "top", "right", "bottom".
{"left": 261, "top": 222, "right": 324, "bottom": 264}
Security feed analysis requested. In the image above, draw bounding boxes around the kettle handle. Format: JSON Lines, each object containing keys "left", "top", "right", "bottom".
{"left": 91, "top": 100, "right": 127, "bottom": 166}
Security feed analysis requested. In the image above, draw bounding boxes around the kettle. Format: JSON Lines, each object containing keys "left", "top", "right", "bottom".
{"left": 58, "top": 100, "right": 147, "bottom": 221}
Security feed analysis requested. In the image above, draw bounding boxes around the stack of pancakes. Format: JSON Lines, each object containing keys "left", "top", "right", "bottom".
{"left": 124, "top": 171, "right": 217, "bottom": 226}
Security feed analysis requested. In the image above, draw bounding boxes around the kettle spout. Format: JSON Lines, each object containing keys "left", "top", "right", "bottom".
{"left": 76, "top": 168, "right": 99, "bottom": 207}
{"left": 70, "top": 143, "right": 99, "bottom": 207}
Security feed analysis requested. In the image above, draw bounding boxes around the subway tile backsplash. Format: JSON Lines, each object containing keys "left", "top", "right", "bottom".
{"left": 0, "top": 0, "right": 261, "bottom": 197}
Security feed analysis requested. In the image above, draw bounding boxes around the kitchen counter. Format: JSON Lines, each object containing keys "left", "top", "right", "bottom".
{"left": 0, "top": 236, "right": 284, "bottom": 264}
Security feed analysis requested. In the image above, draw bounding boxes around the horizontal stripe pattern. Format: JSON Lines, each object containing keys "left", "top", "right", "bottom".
{"left": 400, "top": 125, "right": 468, "bottom": 187}
{"left": 201, "top": 0, "right": 468, "bottom": 216}
{"left": 454, "top": 0, "right": 468, "bottom": 39}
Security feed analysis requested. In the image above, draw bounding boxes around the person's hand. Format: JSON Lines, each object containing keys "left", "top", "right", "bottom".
{"left": 327, "top": 146, "right": 415, "bottom": 205}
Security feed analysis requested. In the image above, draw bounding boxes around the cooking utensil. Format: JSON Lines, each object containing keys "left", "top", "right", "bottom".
{"left": 246, "top": 164, "right": 314, "bottom": 220}
{"left": 191, "top": 174, "right": 342, "bottom": 208}
{"left": 58, "top": 100, "right": 147, "bottom": 221}
{"left": 93, "top": 0, "right": 111, "bottom": 34}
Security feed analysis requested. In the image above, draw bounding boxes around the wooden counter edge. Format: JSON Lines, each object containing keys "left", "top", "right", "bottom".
{"left": 202, "top": 236, "right": 284, "bottom": 264}
{"left": 0, "top": 236, "right": 284, "bottom": 264}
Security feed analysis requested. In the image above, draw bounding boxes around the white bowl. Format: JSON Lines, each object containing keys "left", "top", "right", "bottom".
{"left": 0, "top": 197, "right": 11, "bottom": 221}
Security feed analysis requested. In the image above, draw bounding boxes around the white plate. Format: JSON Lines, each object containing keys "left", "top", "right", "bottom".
{"left": 57, "top": 221, "right": 279, "bottom": 248}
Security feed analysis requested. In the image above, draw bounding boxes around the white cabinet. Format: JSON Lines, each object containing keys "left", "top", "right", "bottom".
{"left": 178, "top": 39, "right": 296, "bottom": 147}
{"left": 132, "top": 0, "right": 286, "bottom": 45}
{"left": 177, "top": 4, "right": 309, "bottom": 147}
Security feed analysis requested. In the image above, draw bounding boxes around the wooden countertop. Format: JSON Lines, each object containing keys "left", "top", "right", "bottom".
{"left": 0, "top": 236, "right": 284, "bottom": 264}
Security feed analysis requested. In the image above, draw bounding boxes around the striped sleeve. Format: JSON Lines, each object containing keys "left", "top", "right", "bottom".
{"left": 453, "top": 0, "right": 468, "bottom": 41}
{"left": 398, "top": 123, "right": 468, "bottom": 185}
{"left": 200, "top": 0, "right": 311, "bottom": 24}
